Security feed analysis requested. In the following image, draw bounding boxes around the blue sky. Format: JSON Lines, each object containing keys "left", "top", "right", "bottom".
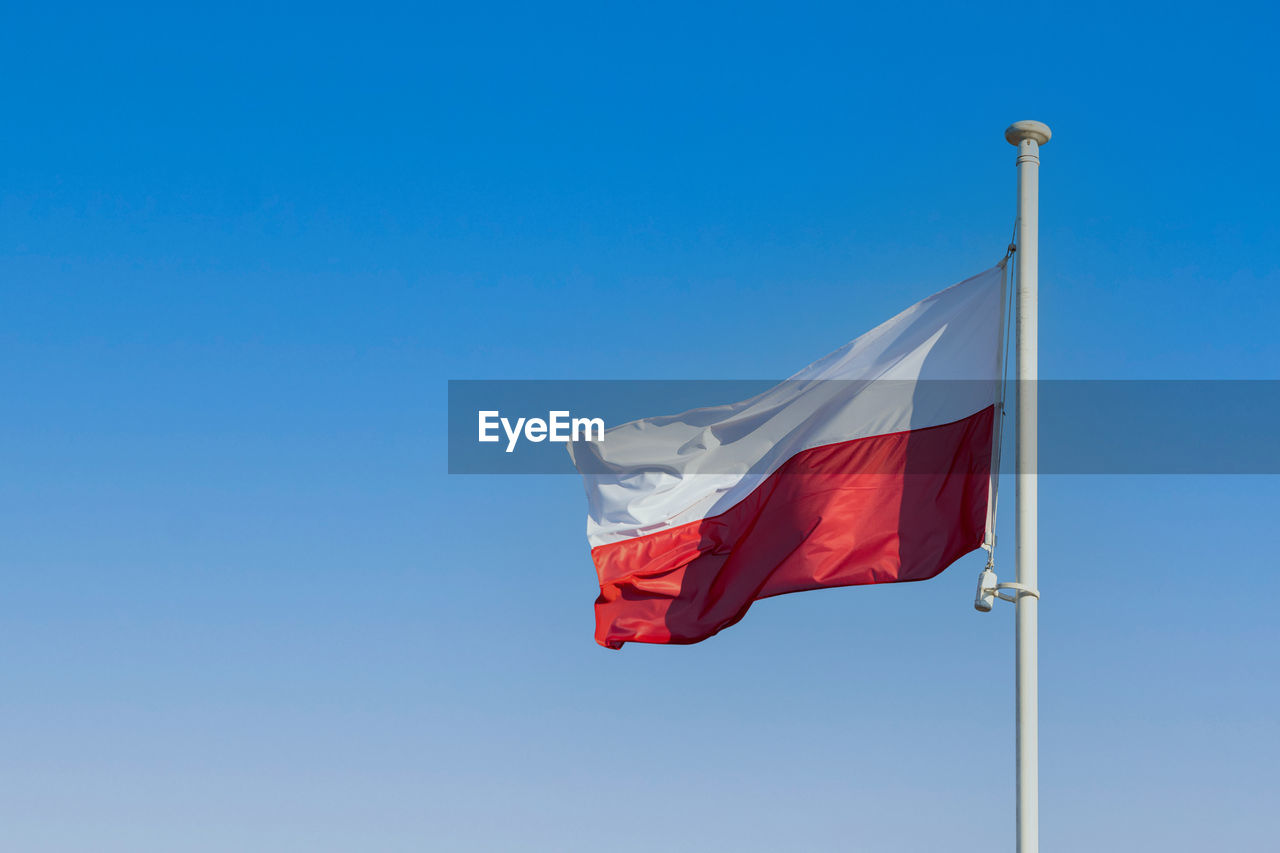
{"left": 3, "top": 2, "right": 1278, "bottom": 851}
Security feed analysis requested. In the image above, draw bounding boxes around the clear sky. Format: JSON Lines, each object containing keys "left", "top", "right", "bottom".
{"left": 3, "top": 2, "right": 1278, "bottom": 851}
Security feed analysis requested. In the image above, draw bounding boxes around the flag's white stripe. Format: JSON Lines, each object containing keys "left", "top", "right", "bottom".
{"left": 572, "top": 266, "right": 1004, "bottom": 548}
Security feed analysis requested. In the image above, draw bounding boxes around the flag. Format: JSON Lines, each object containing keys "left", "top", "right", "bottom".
{"left": 570, "top": 265, "right": 1005, "bottom": 648}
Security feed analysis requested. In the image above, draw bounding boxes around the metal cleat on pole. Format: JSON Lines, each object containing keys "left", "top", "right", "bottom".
{"left": 974, "top": 569, "right": 1040, "bottom": 611}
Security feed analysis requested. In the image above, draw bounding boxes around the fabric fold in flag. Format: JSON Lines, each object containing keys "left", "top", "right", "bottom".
{"left": 570, "top": 265, "right": 1006, "bottom": 648}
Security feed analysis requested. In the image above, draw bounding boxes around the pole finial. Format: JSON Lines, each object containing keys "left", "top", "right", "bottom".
{"left": 1005, "top": 120, "right": 1052, "bottom": 146}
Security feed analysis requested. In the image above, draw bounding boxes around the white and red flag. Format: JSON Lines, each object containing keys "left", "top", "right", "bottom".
{"left": 571, "top": 265, "right": 1006, "bottom": 648}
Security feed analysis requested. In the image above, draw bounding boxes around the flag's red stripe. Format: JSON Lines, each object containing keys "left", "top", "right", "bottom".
{"left": 590, "top": 406, "right": 994, "bottom": 648}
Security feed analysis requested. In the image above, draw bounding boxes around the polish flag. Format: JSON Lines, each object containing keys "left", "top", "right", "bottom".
{"left": 570, "top": 265, "right": 1006, "bottom": 648}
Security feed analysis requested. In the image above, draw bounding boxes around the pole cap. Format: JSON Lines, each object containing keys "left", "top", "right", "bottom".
{"left": 1005, "top": 120, "right": 1052, "bottom": 146}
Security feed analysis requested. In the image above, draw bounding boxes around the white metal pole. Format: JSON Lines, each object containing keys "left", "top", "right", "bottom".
{"left": 1006, "top": 119, "right": 1050, "bottom": 853}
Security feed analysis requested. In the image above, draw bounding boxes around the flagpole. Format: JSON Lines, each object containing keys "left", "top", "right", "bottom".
{"left": 1006, "top": 119, "right": 1050, "bottom": 853}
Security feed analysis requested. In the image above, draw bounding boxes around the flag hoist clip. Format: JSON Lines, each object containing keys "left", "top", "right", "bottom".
{"left": 973, "top": 553, "right": 1039, "bottom": 613}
